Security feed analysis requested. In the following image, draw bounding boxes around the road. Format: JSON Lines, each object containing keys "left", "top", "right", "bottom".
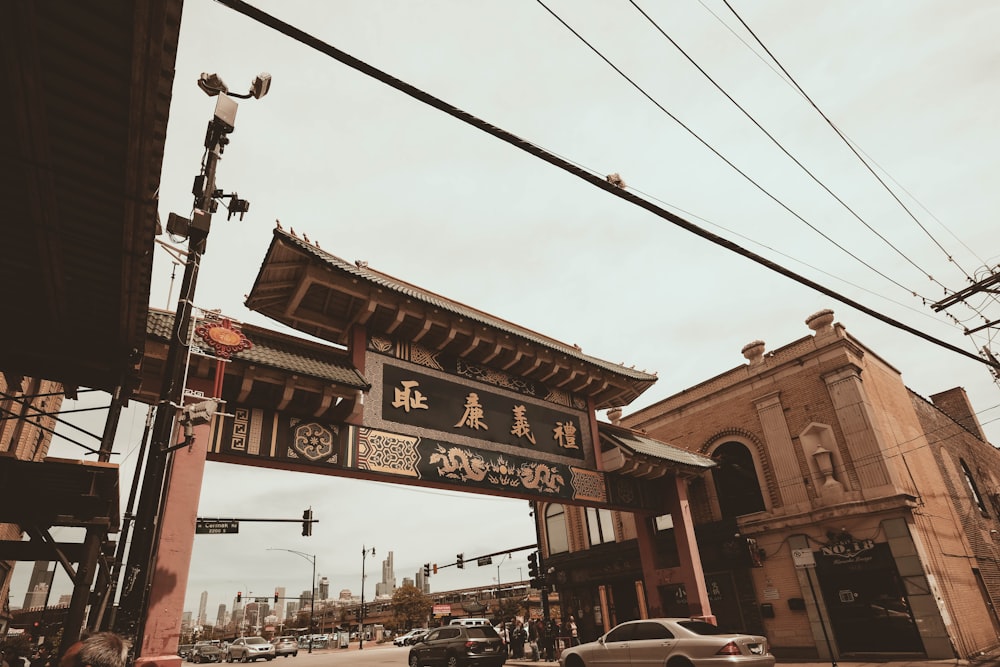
{"left": 249, "top": 643, "right": 408, "bottom": 666}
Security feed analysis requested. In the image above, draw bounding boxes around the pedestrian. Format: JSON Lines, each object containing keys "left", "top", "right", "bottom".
{"left": 511, "top": 620, "right": 527, "bottom": 659}
{"left": 531, "top": 618, "right": 545, "bottom": 662}
{"left": 58, "top": 632, "right": 130, "bottom": 667}
{"left": 30, "top": 647, "right": 51, "bottom": 667}
{"left": 5, "top": 650, "right": 25, "bottom": 667}
{"left": 567, "top": 615, "right": 579, "bottom": 646}
{"left": 544, "top": 618, "right": 560, "bottom": 661}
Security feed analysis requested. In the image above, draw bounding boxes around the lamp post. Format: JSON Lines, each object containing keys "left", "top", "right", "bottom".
{"left": 359, "top": 546, "right": 375, "bottom": 650}
{"left": 267, "top": 549, "right": 316, "bottom": 653}
{"left": 114, "top": 71, "right": 270, "bottom": 654}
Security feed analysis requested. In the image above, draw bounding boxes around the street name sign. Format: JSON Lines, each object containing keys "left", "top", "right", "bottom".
{"left": 195, "top": 519, "right": 239, "bottom": 534}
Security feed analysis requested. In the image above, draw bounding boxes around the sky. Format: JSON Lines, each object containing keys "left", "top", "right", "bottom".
{"left": 11, "top": 0, "right": 1000, "bottom": 622}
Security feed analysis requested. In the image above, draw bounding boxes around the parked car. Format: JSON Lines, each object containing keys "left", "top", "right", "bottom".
{"left": 394, "top": 629, "right": 428, "bottom": 646}
{"left": 271, "top": 637, "right": 298, "bottom": 658}
{"left": 226, "top": 637, "right": 275, "bottom": 662}
{"left": 189, "top": 642, "right": 224, "bottom": 663}
{"left": 408, "top": 624, "right": 504, "bottom": 667}
{"left": 178, "top": 645, "right": 195, "bottom": 661}
{"left": 558, "top": 618, "right": 775, "bottom": 667}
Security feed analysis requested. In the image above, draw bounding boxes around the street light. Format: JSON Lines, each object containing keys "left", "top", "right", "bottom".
{"left": 359, "top": 545, "right": 375, "bottom": 650}
{"left": 267, "top": 548, "right": 316, "bottom": 653}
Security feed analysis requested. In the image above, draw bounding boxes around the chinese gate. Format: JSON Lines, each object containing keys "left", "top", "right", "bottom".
{"left": 130, "top": 226, "right": 716, "bottom": 667}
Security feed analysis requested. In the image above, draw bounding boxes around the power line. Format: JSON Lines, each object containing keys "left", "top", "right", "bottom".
{"left": 211, "top": 0, "right": 998, "bottom": 372}
{"left": 532, "top": 0, "right": 929, "bottom": 302}
{"left": 717, "top": 0, "right": 986, "bottom": 291}
{"left": 625, "top": 0, "right": 948, "bottom": 292}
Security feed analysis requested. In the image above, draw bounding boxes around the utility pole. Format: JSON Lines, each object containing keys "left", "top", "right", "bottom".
{"left": 113, "top": 72, "right": 270, "bottom": 654}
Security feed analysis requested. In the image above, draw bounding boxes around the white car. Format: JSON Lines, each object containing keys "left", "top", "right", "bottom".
{"left": 559, "top": 618, "right": 774, "bottom": 667}
{"left": 394, "top": 629, "right": 428, "bottom": 646}
{"left": 226, "top": 637, "right": 275, "bottom": 662}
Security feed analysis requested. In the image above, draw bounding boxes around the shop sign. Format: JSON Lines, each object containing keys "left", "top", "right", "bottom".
{"left": 820, "top": 538, "right": 875, "bottom": 563}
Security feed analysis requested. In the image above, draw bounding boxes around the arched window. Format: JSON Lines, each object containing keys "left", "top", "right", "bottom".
{"left": 711, "top": 441, "right": 765, "bottom": 517}
{"left": 545, "top": 504, "right": 569, "bottom": 554}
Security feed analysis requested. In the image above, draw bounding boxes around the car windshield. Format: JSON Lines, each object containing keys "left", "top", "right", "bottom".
{"left": 678, "top": 620, "right": 732, "bottom": 635}
{"left": 246, "top": 638, "right": 268, "bottom": 645}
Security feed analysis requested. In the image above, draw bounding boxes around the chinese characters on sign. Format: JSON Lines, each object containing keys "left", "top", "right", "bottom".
{"left": 380, "top": 364, "right": 587, "bottom": 460}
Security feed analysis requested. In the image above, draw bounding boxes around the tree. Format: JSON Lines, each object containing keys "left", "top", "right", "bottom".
{"left": 390, "top": 584, "right": 432, "bottom": 629}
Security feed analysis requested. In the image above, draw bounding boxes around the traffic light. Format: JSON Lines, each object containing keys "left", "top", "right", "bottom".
{"left": 237, "top": 591, "right": 242, "bottom": 603}
{"left": 423, "top": 563, "right": 430, "bottom": 577}
{"left": 456, "top": 553, "right": 464, "bottom": 569}
{"left": 302, "top": 508, "right": 313, "bottom": 536}
{"left": 274, "top": 591, "right": 279, "bottom": 603}
{"left": 528, "top": 551, "right": 543, "bottom": 588}
{"left": 433, "top": 563, "right": 438, "bottom": 574}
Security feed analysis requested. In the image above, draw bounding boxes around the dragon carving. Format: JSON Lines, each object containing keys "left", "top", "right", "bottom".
{"left": 429, "top": 446, "right": 489, "bottom": 482}
{"left": 519, "top": 462, "right": 565, "bottom": 493}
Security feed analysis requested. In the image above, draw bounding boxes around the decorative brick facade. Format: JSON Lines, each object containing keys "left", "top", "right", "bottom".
{"left": 542, "top": 311, "right": 1000, "bottom": 659}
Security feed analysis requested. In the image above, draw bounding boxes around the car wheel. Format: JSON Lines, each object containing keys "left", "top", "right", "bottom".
{"left": 564, "top": 655, "right": 586, "bottom": 667}
{"left": 408, "top": 654, "right": 420, "bottom": 667}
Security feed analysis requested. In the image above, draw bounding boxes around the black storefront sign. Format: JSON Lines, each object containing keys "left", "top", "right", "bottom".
{"left": 381, "top": 364, "right": 587, "bottom": 460}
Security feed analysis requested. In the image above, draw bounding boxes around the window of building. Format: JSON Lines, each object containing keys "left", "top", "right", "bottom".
{"left": 711, "top": 441, "right": 766, "bottom": 517}
{"left": 961, "top": 458, "right": 989, "bottom": 516}
{"left": 586, "top": 507, "right": 615, "bottom": 545}
{"left": 545, "top": 504, "right": 569, "bottom": 554}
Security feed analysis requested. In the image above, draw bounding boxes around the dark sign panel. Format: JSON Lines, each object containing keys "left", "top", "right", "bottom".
{"left": 381, "top": 364, "right": 586, "bottom": 460}
{"left": 195, "top": 520, "right": 239, "bottom": 534}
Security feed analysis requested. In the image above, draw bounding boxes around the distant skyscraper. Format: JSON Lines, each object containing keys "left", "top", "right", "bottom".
{"left": 416, "top": 568, "right": 430, "bottom": 594}
{"left": 285, "top": 600, "right": 299, "bottom": 619}
{"left": 22, "top": 561, "right": 53, "bottom": 609}
{"left": 181, "top": 611, "right": 193, "bottom": 630}
{"left": 198, "top": 590, "right": 208, "bottom": 625}
{"left": 216, "top": 603, "right": 227, "bottom": 627}
{"left": 274, "top": 587, "right": 285, "bottom": 620}
{"left": 318, "top": 577, "right": 329, "bottom": 600}
{"left": 338, "top": 589, "right": 352, "bottom": 600}
{"left": 402, "top": 577, "right": 414, "bottom": 589}
{"left": 375, "top": 551, "right": 396, "bottom": 597}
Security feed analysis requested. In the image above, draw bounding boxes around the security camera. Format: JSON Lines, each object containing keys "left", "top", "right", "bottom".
{"left": 198, "top": 72, "right": 228, "bottom": 97}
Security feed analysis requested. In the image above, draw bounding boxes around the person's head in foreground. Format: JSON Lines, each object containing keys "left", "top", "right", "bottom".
{"left": 59, "top": 633, "right": 130, "bottom": 667}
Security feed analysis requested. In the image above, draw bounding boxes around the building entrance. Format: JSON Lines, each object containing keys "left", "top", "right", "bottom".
{"left": 815, "top": 543, "right": 923, "bottom": 655}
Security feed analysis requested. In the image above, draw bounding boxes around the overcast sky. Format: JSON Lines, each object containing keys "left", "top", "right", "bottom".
{"left": 14, "top": 0, "right": 1000, "bottom": 622}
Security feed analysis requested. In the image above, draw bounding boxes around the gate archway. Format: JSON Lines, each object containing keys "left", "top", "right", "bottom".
{"left": 127, "top": 226, "right": 717, "bottom": 665}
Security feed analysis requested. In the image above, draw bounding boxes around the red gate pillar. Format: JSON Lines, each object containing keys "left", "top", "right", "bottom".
{"left": 635, "top": 474, "right": 715, "bottom": 623}
{"left": 135, "top": 384, "right": 214, "bottom": 667}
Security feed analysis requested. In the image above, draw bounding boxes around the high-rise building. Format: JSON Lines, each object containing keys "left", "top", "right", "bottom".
{"left": 317, "top": 577, "right": 329, "bottom": 600}
{"left": 375, "top": 550, "right": 396, "bottom": 597}
{"left": 285, "top": 600, "right": 299, "bottom": 619}
{"left": 197, "top": 590, "right": 208, "bottom": 626}
{"left": 415, "top": 568, "right": 429, "bottom": 594}
{"left": 216, "top": 603, "right": 227, "bottom": 628}
{"left": 21, "top": 561, "right": 53, "bottom": 610}
{"left": 274, "top": 587, "right": 285, "bottom": 620}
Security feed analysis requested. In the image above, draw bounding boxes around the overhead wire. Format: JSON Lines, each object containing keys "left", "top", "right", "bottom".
{"left": 532, "top": 0, "right": 931, "bottom": 303}
{"left": 715, "top": 0, "right": 1000, "bottom": 362}
{"left": 625, "top": 0, "right": 951, "bottom": 294}
{"left": 211, "top": 0, "right": 998, "bottom": 372}
{"left": 717, "top": 0, "right": 976, "bottom": 282}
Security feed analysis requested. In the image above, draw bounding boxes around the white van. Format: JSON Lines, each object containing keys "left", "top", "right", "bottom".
{"left": 449, "top": 617, "right": 491, "bottom": 627}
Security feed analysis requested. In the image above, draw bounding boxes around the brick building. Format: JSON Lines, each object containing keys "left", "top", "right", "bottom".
{"left": 0, "top": 374, "right": 63, "bottom": 633}
{"left": 536, "top": 309, "right": 1000, "bottom": 660}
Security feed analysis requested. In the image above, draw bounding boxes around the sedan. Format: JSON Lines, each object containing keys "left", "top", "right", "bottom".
{"left": 559, "top": 618, "right": 775, "bottom": 667}
{"left": 226, "top": 637, "right": 275, "bottom": 662}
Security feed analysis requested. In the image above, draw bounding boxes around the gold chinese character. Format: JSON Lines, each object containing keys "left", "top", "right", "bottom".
{"left": 511, "top": 405, "right": 536, "bottom": 444}
{"left": 392, "top": 380, "right": 428, "bottom": 412}
{"left": 553, "top": 420, "right": 579, "bottom": 449}
{"left": 454, "top": 392, "right": 489, "bottom": 430}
